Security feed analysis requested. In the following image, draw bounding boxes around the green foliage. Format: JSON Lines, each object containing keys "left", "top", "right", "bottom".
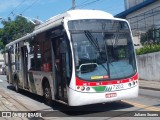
{"left": 0, "top": 16, "right": 34, "bottom": 50}
{"left": 136, "top": 44, "right": 160, "bottom": 55}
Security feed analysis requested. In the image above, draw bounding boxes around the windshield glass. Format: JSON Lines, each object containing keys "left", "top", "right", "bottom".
{"left": 69, "top": 20, "right": 136, "bottom": 80}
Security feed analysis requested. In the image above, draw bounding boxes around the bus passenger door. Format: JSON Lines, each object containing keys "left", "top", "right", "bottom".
{"left": 7, "top": 51, "right": 13, "bottom": 84}
{"left": 21, "top": 46, "right": 29, "bottom": 89}
{"left": 52, "top": 37, "right": 68, "bottom": 102}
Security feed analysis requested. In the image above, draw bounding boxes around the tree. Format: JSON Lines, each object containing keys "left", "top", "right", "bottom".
{"left": 0, "top": 16, "right": 35, "bottom": 51}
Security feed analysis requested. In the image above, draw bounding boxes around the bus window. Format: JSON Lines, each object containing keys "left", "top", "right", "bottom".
{"left": 28, "top": 39, "right": 42, "bottom": 71}
{"left": 28, "top": 41, "right": 34, "bottom": 70}
{"left": 35, "top": 44, "right": 42, "bottom": 71}
{"left": 42, "top": 39, "right": 52, "bottom": 72}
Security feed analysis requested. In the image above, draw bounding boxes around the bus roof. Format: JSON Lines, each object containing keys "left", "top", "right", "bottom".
{"left": 6, "top": 9, "right": 126, "bottom": 48}
{"left": 48, "top": 9, "right": 114, "bottom": 21}
{"left": 35, "top": 9, "right": 115, "bottom": 30}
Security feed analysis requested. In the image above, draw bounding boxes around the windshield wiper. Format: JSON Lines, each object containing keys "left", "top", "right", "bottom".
{"left": 84, "top": 30, "right": 108, "bottom": 73}
{"left": 84, "top": 31, "right": 100, "bottom": 52}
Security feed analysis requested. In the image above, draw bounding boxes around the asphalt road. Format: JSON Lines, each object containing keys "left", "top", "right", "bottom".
{"left": 0, "top": 75, "right": 160, "bottom": 120}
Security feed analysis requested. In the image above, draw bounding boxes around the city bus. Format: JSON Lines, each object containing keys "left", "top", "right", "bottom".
{"left": 5, "top": 10, "right": 138, "bottom": 106}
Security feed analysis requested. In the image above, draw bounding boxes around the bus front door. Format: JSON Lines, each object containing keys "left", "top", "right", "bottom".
{"left": 52, "top": 38, "right": 68, "bottom": 102}
{"left": 21, "top": 46, "right": 29, "bottom": 89}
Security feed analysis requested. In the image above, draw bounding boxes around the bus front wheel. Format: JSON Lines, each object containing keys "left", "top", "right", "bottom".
{"left": 43, "top": 81, "right": 53, "bottom": 106}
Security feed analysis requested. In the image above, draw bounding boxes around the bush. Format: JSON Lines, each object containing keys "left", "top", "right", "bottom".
{"left": 136, "top": 44, "right": 160, "bottom": 55}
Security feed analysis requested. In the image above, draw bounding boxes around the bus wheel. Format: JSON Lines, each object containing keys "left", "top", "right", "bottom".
{"left": 43, "top": 82, "right": 53, "bottom": 106}
{"left": 14, "top": 79, "right": 19, "bottom": 92}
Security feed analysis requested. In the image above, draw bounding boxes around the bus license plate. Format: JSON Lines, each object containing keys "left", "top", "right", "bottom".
{"left": 105, "top": 93, "right": 117, "bottom": 98}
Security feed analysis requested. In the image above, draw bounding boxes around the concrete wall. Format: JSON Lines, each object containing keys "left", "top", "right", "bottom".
{"left": 137, "top": 52, "right": 160, "bottom": 81}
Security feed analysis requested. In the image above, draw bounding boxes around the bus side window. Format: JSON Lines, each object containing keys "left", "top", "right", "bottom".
{"left": 28, "top": 41, "right": 35, "bottom": 70}
{"left": 35, "top": 44, "right": 42, "bottom": 71}
{"left": 42, "top": 39, "right": 52, "bottom": 72}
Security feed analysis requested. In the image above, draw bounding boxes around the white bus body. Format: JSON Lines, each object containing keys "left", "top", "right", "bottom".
{"left": 5, "top": 10, "right": 138, "bottom": 106}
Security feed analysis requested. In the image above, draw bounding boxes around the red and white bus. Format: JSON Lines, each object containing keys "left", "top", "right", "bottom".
{"left": 5, "top": 10, "right": 138, "bottom": 106}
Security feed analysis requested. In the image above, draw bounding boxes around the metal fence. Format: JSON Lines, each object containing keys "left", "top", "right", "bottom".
{"left": 127, "top": 5, "right": 160, "bottom": 43}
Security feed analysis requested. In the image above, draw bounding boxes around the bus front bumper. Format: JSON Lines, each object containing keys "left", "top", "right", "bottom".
{"left": 68, "top": 85, "right": 139, "bottom": 106}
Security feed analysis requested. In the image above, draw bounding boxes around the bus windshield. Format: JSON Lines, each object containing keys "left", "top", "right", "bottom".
{"left": 68, "top": 19, "right": 136, "bottom": 80}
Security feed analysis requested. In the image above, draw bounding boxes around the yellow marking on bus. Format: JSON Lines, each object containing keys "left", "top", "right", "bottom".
{"left": 122, "top": 100, "right": 160, "bottom": 111}
{"left": 91, "top": 76, "right": 103, "bottom": 79}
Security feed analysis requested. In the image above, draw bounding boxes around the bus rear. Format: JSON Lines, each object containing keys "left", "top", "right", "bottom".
{"left": 67, "top": 19, "right": 138, "bottom": 106}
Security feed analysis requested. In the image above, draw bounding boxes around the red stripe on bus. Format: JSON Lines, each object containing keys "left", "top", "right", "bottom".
{"left": 76, "top": 73, "right": 138, "bottom": 86}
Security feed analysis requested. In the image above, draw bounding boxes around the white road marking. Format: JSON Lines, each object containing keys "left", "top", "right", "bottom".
{"left": 0, "top": 79, "right": 3, "bottom": 82}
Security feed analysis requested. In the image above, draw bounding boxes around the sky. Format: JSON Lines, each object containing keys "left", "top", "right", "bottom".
{"left": 0, "top": 0, "right": 125, "bottom": 27}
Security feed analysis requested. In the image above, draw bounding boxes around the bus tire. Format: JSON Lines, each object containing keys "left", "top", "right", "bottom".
{"left": 43, "top": 81, "right": 53, "bottom": 106}
{"left": 14, "top": 78, "right": 19, "bottom": 92}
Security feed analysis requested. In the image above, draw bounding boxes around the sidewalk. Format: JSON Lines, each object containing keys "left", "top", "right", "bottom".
{"left": 139, "top": 79, "right": 160, "bottom": 91}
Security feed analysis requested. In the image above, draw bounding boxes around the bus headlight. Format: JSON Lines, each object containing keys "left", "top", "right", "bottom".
{"left": 128, "top": 83, "right": 132, "bottom": 87}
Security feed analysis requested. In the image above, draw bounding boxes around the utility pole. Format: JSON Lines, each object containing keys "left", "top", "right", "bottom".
{"left": 72, "top": 0, "right": 75, "bottom": 10}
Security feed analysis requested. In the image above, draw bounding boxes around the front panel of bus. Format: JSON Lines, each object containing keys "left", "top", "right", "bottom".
{"left": 67, "top": 19, "right": 138, "bottom": 106}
